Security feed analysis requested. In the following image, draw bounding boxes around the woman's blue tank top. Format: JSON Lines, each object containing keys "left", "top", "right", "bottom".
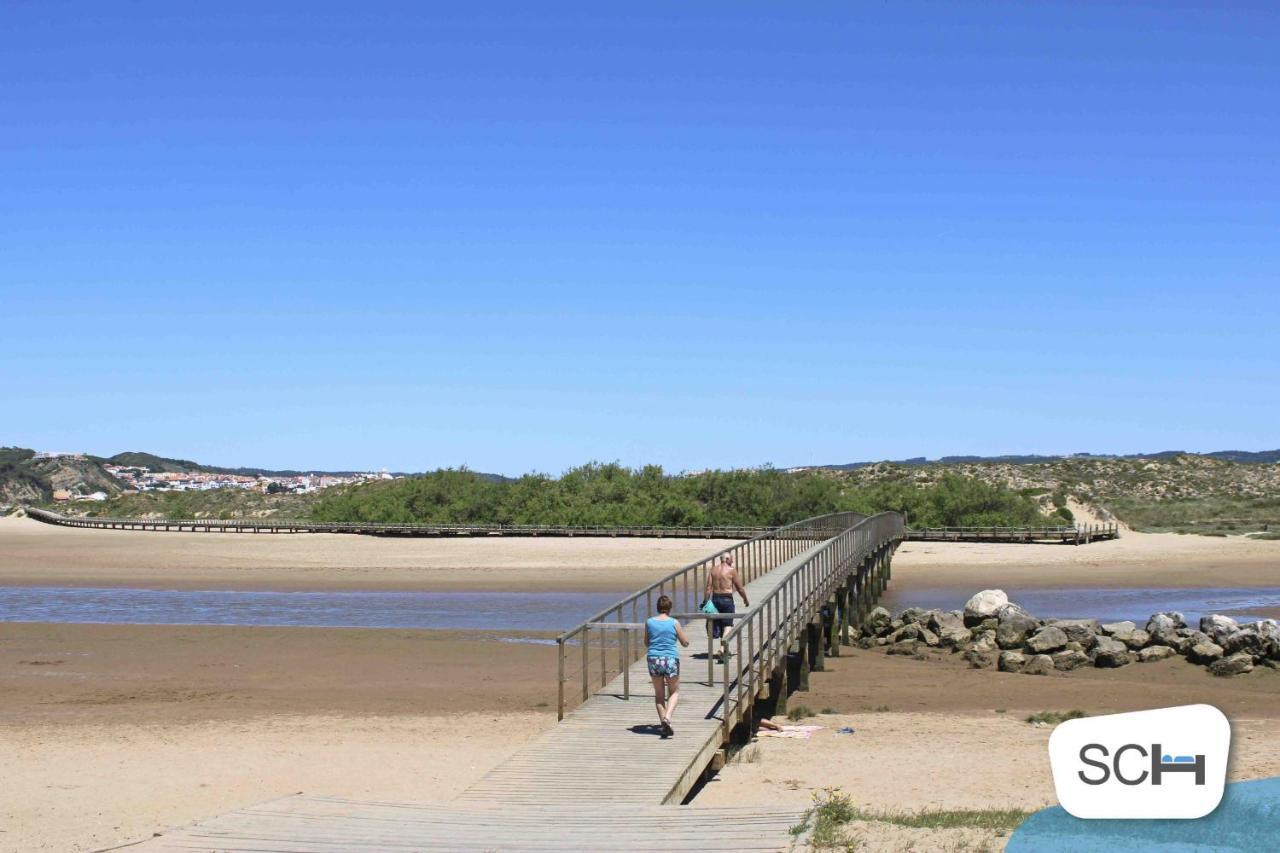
{"left": 647, "top": 616, "right": 678, "bottom": 657}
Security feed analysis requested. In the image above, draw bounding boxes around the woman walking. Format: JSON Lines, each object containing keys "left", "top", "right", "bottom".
{"left": 645, "top": 594, "right": 690, "bottom": 738}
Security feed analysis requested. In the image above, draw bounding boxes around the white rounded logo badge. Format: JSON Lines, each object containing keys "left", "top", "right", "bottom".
{"left": 1048, "top": 704, "right": 1230, "bottom": 819}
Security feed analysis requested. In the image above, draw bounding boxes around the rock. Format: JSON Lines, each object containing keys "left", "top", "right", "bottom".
{"left": 1122, "top": 629, "right": 1151, "bottom": 651}
{"left": 974, "top": 617, "right": 999, "bottom": 634}
{"left": 887, "top": 618, "right": 905, "bottom": 635}
{"left": 1254, "top": 619, "right": 1280, "bottom": 658}
{"left": 1046, "top": 619, "right": 1103, "bottom": 646}
{"left": 1146, "top": 613, "right": 1185, "bottom": 645}
{"left": 857, "top": 637, "right": 874, "bottom": 649}
{"left": 1091, "top": 636, "right": 1132, "bottom": 668}
{"left": 863, "top": 606, "right": 892, "bottom": 637}
{"left": 886, "top": 639, "right": 920, "bottom": 656}
{"left": 1209, "top": 653, "right": 1254, "bottom": 677}
{"left": 1023, "top": 654, "right": 1055, "bottom": 676}
{"left": 899, "top": 607, "right": 930, "bottom": 625}
{"left": 970, "top": 632, "right": 998, "bottom": 655}
{"left": 1052, "top": 650, "right": 1092, "bottom": 671}
{"left": 889, "top": 623, "right": 940, "bottom": 647}
{"left": 998, "top": 651, "right": 1028, "bottom": 673}
{"left": 1101, "top": 621, "right": 1137, "bottom": 637}
{"left": 964, "top": 590, "right": 1009, "bottom": 626}
{"left": 1139, "top": 645, "right": 1177, "bottom": 663}
{"left": 964, "top": 649, "right": 995, "bottom": 669}
{"left": 1187, "top": 641, "right": 1225, "bottom": 665}
{"left": 996, "top": 602, "right": 1035, "bottom": 623}
{"left": 1200, "top": 615, "right": 1239, "bottom": 645}
{"left": 1175, "top": 631, "right": 1212, "bottom": 655}
{"left": 926, "top": 611, "right": 972, "bottom": 647}
{"left": 1221, "top": 628, "right": 1266, "bottom": 658}
{"left": 1026, "top": 626, "right": 1070, "bottom": 654}
{"left": 997, "top": 614, "right": 1039, "bottom": 649}
{"left": 1064, "top": 641, "right": 1085, "bottom": 653}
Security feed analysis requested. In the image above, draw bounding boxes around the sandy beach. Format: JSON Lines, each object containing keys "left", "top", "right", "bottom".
{"left": 0, "top": 516, "right": 737, "bottom": 592}
{"left": 3, "top": 518, "right": 1280, "bottom": 851}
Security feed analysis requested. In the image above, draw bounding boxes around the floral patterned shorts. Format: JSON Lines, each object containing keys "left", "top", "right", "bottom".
{"left": 647, "top": 655, "right": 679, "bottom": 678}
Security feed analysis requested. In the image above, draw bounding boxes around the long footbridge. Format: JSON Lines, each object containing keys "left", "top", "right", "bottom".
{"left": 26, "top": 506, "right": 1117, "bottom": 543}
{"left": 130, "top": 511, "right": 906, "bottom": 851}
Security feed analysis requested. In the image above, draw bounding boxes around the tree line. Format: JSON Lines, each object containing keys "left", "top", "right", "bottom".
{"left": 310, "top": 463, "right": 1057, "bottom": 528}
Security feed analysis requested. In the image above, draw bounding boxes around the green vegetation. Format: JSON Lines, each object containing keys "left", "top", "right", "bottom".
{"left": 836, "top": 454, "right": 1280, "bottom": 535}
{"left": 786, "top": 705, "right": 815, "bottom": 721}
{"left": 310, "top": 464, "right": 1054, "bottom": 528}
{"left": 792, "top": 787, "right": 1030, "bottom": 850}
{"left": 1025, "top": 709, "right": 1087, "bottom": 725}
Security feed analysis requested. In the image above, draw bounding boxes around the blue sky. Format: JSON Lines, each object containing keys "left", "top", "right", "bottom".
{"left": 2, "top": 2, "right": 1276, "bottom": 474}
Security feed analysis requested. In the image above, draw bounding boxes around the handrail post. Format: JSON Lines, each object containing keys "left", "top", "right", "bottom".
{"left": 581, "top": 627, "right": 590, "bottom": 701}
{"left": 622, "top": 627, "right": 630, "bottom": 700}
{"left": 557, "top": 637, "right": 565, "bottom": 720}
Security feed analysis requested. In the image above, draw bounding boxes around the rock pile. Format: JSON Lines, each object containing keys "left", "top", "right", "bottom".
{"left": 860, "top": 589, "right": 1280, "bottom": 677}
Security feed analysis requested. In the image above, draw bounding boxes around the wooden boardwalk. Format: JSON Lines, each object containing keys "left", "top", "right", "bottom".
{"left": 459, "top": 537, "right": 833, "bottom": 808}
{"left": 127, "top": 512, "right": 906, "bottom": 851}
{"left": 132, "top": 796, "right": 806, "bottom": 851}
{"left": 24, "top": 507, "right": 765, "bottom": 539}
{"left": 906, "top": 523, "right": 1120, "bottom": 544}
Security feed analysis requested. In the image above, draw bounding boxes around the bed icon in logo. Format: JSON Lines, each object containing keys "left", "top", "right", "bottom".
{"left": 1049, "top": 705, "right": 1229, "bottom": 818}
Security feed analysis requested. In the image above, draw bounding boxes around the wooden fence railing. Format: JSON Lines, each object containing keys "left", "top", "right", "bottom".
{"left": 555, "top": 511, "right": 866, "bottom": 719}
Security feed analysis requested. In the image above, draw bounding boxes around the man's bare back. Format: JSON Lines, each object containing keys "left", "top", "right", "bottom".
{"left": 706, "top": 557, "right": 749, "bottom": 605}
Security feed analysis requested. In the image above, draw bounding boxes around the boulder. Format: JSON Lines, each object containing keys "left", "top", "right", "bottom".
{"left": 1091, "top": 636, "right": 1132, "bottom": 668}
{"left": 996, "top": 612, "right": 1040, "bottom": 649}
{"left": 973, "top": 617, "right": 999, "bottom": 634}
{"left": 1023, "top": 654, "right": 1055, "bottom": 676}
{"left": 1063, "top": 640, "right": 1085, "bottom": 654}
{"left": 1122, "top": 629, "right": 1151, "bottom": 651}
{"left": 1139, "top": 645, "right": 1177, "bottom": 663}
{"left": 886, "top": 639, "right": 920, "bottom": 656}
{"left": 863, "top": 606, "right": 892, "bottom": 637}
{"left": 889, "top": 623, "right": 940, "bottom": 647}
{"left": 1046, "top": 619, "right": 1103, "bottom": 646}
{"left": 1052, "top": 650, "right": 1092, "bottom": 671}
{"left": 998, "top": 650, "right": 1028, "bottom": 673}
{"left": 1101, "top": 620, "right": 1137, "bottom": 638}
{"left": 1175, "top": 631, "right": 1212, "bottom": 655}
{"left": 1187, "top": 641, "right": 1225, "bottom": 665}
{"left": 1221, "top": 628, "right": 1266, "bottom": 659}
{"left": 996, "top": 602, "right": 1035, "bottom": 623}
{"left": 1209, "top": 653, "right": 1254, "bottom": 677}
{"left": 899, "top": 607, "right": 931, "bottom": 626}
{"left": 1146, "top": 612, "right": 1185, "bottom": 645}
{"left": 1026, "top": 626, "right": 1070, "bottom": 654}
{"left": 970, "top": 632, "right": 998, "bottom": 655}
{"left": 1200, "top": 615, "right": 1239, "bottom": 645}
{"left": 964, "top": 649, "right": 995, "bottom": 669}
{"left": 1256, "top": 619, "right": 1280, "bottom": 658}
{"left": 964, "top": 590, "right": 1009, "bottom": 626}
{"left": 927, "top": 611, "right": 972, "bottom": 647}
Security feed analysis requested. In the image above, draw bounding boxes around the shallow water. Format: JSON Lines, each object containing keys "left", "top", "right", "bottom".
{"left": 0, "top": 586, "right": 630, "bottom": 632}
{"left": 879, "top": 586, "right": 1280, "bottom": 624}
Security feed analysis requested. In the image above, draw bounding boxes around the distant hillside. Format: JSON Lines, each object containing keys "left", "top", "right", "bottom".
{"left": 95, "top": 450, "right": 405, "bottom": 478}
{"left": 815, "top": 449, "right": 1280, "bottom": 470}
{"left": 0, "top": 447, "right": 123, "bottom": 506}
{"left": 823, "top": 454, "right": 1280, "bottom": 535}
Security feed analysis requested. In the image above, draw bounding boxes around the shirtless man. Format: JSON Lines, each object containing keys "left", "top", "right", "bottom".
{"left": 704, "top": 553, "right": 749, "bottom": 645}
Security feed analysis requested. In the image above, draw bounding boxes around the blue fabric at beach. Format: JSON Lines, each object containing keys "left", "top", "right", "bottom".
{"left": 646, "top": 616, "right": 679, "bottom": 658}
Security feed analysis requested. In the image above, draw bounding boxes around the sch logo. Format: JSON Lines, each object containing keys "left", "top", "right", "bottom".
{"left": 1049, "top": 705, "right": 1229, "bottom": 818}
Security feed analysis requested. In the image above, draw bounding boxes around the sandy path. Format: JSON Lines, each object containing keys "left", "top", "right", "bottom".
{"left": 0, "top": 517, "right": 736, "bottom": 592}
{"left": 892, "top": 529, "right": 1280, "bottom": 589}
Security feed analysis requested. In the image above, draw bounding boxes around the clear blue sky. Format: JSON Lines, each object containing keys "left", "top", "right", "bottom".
{"left": 3, "top": 2, "right": 1276, "bottom": 474}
